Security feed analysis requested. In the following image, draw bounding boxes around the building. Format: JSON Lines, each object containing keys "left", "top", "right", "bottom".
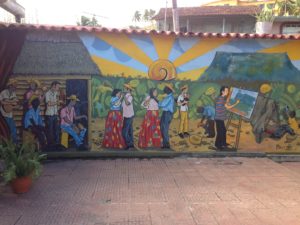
{"left": 202, "top": 0, "right": 277, "bottom": 7}
{"left": 153, "top": 6, "right": 259, "bottom": 33}
{"left": 0, "top": 0, "right": 24, "bottom": 23}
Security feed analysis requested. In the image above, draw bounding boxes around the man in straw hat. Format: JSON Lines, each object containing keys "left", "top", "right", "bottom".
{"left": 177, "top": 84, "right": 190, "bottom": 138}
{"left": 24, "top": 95, "right": 47, "bottom": 149}
{"left": 158, "top": 83, "right": 175, "bottom": 149}
{"left": 0, "top": 79, "right": 19, "bottom": 143}
{"left": 24, "top": 79, "right": 44, "bottom": 111}
{"left": 122, "top": 83, "right": 135, "bottom": 150}
{"left": 60, "top": 95, "right": 88, "bottom": 150}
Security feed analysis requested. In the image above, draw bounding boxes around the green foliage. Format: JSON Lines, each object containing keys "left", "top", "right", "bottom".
{"left": 255, "top": 6, "right": 275, "bottom": 22}
{"left": 0, "top": 139, "right": 46, "bottom": 183}
{"left": 77, "top": 15, "right": 101, "bottom": 27}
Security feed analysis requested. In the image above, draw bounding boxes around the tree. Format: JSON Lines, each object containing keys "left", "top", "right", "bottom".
{"left": 77, "top": 15, "right": 101, "bottom": 27}
{"left": 132, "top": 11, "right": 141, "bottom": 22}
{"left": 143, "top": 9, "right": 150, "bottom": 21}
{"left": 148, "top": 9, "right": 156, "bottom": 20}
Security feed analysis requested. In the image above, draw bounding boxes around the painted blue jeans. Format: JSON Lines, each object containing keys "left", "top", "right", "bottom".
{"left": 46, "top": 115, "right": 59, "bottom": 144}
{"left": 122, "top": 117, "right": 134, "bottom": 147}
{"left": 160, "top": 111, "right": 173, "bottom": 147}
{"left": 61, "top": 124, "right": 86, "bottom": 147}
{"left": 4, "top": 117, "right": 17, "bottom": 143}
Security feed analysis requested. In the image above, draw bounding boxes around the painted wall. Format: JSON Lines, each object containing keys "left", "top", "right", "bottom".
{"left": 79, "top": 32, "right": 300, "bottom": 153}
{"left": 5, "top": 30, "right": 300, "bottom": 153}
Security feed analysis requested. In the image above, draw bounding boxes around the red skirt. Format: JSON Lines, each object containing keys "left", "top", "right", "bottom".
{"left": 102, "top": 110, "right": 126, "bottom": 149}
{"left": 138, "top": 110, "right": 162, "bottom": 148}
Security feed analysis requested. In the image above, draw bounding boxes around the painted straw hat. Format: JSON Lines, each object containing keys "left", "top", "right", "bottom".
{"left": 165, "top": 83, "right": 175, "bottom": 92}
{"left": 67, "top": 95, "right": 80, "bottom": 101}
{"left": 6, "top": 78, "right": 18, "bottom": 87}
{"left": 28, "top": 79, "right": 41, "bottom": 87}
{"left": 123, "top": 83, "right": 134, "bottom": 91}
{"left": 180, "top": 84, "right": 188, "bottom": 91}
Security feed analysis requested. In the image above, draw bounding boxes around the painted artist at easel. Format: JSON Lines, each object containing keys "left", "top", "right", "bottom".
{"left": 215, "top": 86, "right": 240, "bottom": 150}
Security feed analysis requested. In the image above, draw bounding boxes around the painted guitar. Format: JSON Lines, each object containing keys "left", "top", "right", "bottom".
{"left": 2, "top": 99, "right": 19, "bottom": 113}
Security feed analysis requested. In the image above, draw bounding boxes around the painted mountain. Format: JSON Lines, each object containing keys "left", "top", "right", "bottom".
{"left": 199, "top": 52, "right": 300, "bottom": 83}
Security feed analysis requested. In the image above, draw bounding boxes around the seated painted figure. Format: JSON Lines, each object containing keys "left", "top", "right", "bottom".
{"left": 60, "top": 95, "right": 88, "bottom": 150}
{"left": 24, "top": 96, "right": 47, "bottom": 149}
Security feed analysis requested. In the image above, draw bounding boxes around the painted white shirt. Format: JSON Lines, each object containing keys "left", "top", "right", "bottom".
{"left": 177, "top": 94, "right": 188, "bottom": 112}
{"left": 45, "top": 90, "right": 59, "bottom": 116}
{"left": 122, "top": 93, "right": 134, "bottom": 118}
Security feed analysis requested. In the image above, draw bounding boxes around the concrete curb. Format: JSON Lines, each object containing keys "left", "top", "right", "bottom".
{"left": 45, "top": 150, "right": 267, "bottom": 159}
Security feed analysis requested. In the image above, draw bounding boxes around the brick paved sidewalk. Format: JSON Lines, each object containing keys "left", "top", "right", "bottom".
{"left": 1, "top": 158, "right": 300, "bottom": 225}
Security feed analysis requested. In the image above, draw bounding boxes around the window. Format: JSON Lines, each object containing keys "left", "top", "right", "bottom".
{"left": 282, "top": 23, "right": 300, "bottom": 34}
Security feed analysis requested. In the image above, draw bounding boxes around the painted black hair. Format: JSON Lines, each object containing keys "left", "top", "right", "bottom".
{"left": 163, "top": 86, "right": 173, "bottom": 94}
{"left": 111, "top": 89, "right": 122, "bottom": 97}
{"left": 219, "top": 86, "right": 229, "bottom": 96}
{"left": 51, "top": 81, "right": 61, "bottom": 87}
{"left": 149, "top": 88, "right": 159, "bottom": 103}
{"left": 289, "top": 110, "right": 296, "bottom": 118}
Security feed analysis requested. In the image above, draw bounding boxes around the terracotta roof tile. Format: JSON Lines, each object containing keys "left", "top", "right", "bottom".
{"left": 1, "top": 22, "right": 300, "bottom": 40}
{"left": 153, "top": 6, "right": 261, "bottom": 20}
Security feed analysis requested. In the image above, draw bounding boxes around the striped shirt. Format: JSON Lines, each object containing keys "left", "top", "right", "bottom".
{"left": 215, "top": 96, "right": 227, "bottom": 120}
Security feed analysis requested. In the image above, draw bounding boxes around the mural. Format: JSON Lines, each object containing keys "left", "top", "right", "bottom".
{"left": 80, "top": 32, "right": 300, "bottom": 152}
{"left": 3, "top": 30, "right": 300, "bottom": 153}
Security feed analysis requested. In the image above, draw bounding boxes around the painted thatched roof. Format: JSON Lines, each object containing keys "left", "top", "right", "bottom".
{"left": 13, "top": 31, "right": 100, "bottom": 75}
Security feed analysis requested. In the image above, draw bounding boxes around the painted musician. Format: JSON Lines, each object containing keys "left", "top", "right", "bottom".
{"left": 177, "top": 85, "right": 189, "bottom": 138}
{"left": 24, "top": 95, "right": 47, "bottom": 149}
{"left": 45, "top": 81, "right": 61, "bottom": 145}
{"left": 24, "top": 79, "right": 45, "bottom": 111}
{"left": 0, "top": 79, "right": 19, "bottom": 143}
{"left": 60, "top": 95, "right": 87, "bottom": 150}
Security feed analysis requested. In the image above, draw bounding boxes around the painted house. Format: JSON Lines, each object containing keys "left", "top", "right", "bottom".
{"left": 1, "top": 23, "right": 300, "bottom": 153}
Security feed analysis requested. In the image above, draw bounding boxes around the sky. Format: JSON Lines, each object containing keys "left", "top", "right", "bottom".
{"left": 16, "top": 0, "right": 210, "bottom": 28}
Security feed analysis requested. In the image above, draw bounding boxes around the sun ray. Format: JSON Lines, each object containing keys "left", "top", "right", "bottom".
{"left": 176, "top": 67, "right": 208, "bottom": 81}
{"left": 259, "top": 40, "right": 300, "bottom": 60}
{"left": 173, "top": 38, "right": 231, "bottom": 67}
{"left": 150, "top": 33, "right": 176, "bottom": 59}
{"left": 96, "top": 32, "right": 153, "bottom": 66}
{"left": 91, "top": 55, "right": 148, "bottom": 78}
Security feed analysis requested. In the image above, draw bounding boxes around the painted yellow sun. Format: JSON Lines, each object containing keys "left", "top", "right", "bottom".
{"left": 148, "top": 59, "right": 176, "bottom": 81}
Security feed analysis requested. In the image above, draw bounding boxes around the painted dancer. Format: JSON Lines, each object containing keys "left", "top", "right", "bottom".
{"left": 102, "top": 89, "right": 126, "bottom": 149}
{"left": 122, "top": 83, "right": 135, "bottom": 150}
{"left": 215, "top": 86, "right": 240, "bottom": 150}
{"left": 138, "top": 88, "right": 162, "bottom": 148}
{"left": 159, "top": 83, "right": 175, "bottom": 149}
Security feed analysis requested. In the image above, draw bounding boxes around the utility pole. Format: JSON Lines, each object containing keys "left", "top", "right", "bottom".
{"left": 164, "top": 0, "right": 168, "bottom": 31}
{"left": 172, "top": 0, "right": 179, "bottom": 32}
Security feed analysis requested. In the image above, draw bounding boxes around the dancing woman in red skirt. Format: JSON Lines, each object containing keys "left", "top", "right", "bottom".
{"left": 102, "top": 89, "right": 126, "bottom": 149}
{"left": 138, "top": 88, "right": 162, "bottom": 148}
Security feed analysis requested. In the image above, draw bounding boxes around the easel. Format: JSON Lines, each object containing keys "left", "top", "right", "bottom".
{"left": 226, "top": 112, "right": 243, "bottom": 150}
